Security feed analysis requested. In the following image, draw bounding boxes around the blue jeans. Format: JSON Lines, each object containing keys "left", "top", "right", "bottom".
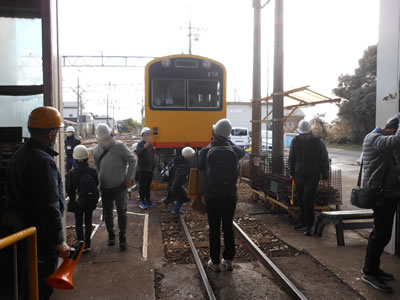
{"left": 65, "top": 157, "right": 77, "bottom": 173}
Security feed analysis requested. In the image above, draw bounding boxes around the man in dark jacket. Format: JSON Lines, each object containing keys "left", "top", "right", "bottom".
{"left": 199, "top": 119, "right": 245, "bottom": 272}
{"left": 136, "top": 127, "right": 157, "bottom": 209}
{"left": 64, "top": 126, "right": 81, "bottom": 172}
{"left": 361, "top": 115, "right": 400, "bottom": 293}
{"left": 163, "top": 147, "right": 196, "bottom": 214}
{"left": 289, "top": 120, "right": 329, "bottom": 236}
{"left": 4, "top": 106, "right": 70, "bottom": 300}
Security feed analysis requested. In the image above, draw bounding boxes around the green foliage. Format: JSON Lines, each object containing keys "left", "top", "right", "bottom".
{"left": 120, "top": 118, "right": 142, "bottom": 132}
{"left": 333, "top": 45, "right": 377, "bottom": 143}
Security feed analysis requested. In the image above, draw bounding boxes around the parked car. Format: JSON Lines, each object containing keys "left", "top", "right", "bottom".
{"left": 231, "top": 127, "right": 250, "bottom": 148}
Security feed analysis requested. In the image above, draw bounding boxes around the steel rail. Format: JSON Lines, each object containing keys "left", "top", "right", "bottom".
{"left": 179, "top": 215, "right": 216, "bottom": 300}
{"left": 233, "top": 221, "right": 308, "bottom": 300}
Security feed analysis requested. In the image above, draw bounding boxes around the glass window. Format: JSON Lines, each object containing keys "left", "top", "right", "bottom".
{"left": 188, "top": 80, "right": 220, "bottom": 108}
{"left": 231, "top": 128, "right": 248, "bottom": 136}
{"left": 0, "top": 18, "right": 43, "bottom": 85}
{"left": 152, "top": 79, "right": 185, "bottom": 108}
{"left": 0, "top": 95, "right": 43, "bottom": 137}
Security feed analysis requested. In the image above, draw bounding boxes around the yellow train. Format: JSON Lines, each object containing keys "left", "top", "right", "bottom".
{"left": 144, "top": 54, "right": 227, "bottom": 159}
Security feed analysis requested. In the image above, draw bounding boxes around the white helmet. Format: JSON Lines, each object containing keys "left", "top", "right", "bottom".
{"left": 132, "top": 142, "right": 138, "bottom": 152}
{"left": 96, "top": 123, "right": 112, "bottom": 140}
{"left": 66, "top": 126, "right": 75, "bottom": 133}
{"left": 213, "top": 119, "right": 232, "bottom": 139}
{"left": 141, "top": 127, "right": 152, "bottom": 136}
{"left": 73, "top": 145, "right": 89, "bottom": 160}
{"left": 298, "top": 120, "right": 312, "bottom": 134}
{"left": 182, "top": 147, "right": 195, "bottom": 158}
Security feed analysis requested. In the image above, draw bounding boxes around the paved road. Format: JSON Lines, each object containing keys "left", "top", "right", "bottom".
{"left": 328, "top": 147, "right": 362, "bottom": 210}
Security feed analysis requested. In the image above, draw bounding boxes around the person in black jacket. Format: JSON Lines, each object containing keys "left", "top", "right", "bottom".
{"left": 3, "top": 106, "right": 70, "bottom": 300}
{"left": 64, "top": 126, "right": 81, "bottom": 172}
{"left": 136, "top": 127, "right": 157, "bottom": 209}
{"left": 163, "top": 147, "right": 196, "bottom": 214}
{"left": 198, "top": 119, "right": 245, "bottom": 272}
{"left": 66, "top": 145, "right": 99, "bottom": 251}
{"left": 360, "top": 115, "right": 400, "bottom": 292}
{"left": 289, "top": 120, "right": 329, "bottom": 236}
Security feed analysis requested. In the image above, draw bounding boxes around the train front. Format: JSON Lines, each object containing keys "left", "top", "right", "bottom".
{"left": 145, "top": 55, "right": 227, "bottom": 161}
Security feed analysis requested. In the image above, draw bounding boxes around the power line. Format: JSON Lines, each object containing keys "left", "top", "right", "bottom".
{"left": 62, "top": 55, "right": 156, "bottom": 68}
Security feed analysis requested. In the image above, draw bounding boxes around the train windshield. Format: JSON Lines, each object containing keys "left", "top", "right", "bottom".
{"left": 188, "top": 80, "right": 220, "bottom": 108}
{"left": 152, "top": 79, "right": 185, "bottom": 108}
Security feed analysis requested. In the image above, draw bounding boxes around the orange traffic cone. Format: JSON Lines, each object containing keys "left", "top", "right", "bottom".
{"left": 47, "top": 241, "right": 85, "bottom": 290}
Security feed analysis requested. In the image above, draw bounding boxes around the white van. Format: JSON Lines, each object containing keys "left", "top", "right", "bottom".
{"left": 231, "top": 127, "right": 249, "bottom": 148}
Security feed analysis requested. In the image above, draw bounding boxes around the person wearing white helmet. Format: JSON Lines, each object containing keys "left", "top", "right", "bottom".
{"left": 66, "top": 145, "right": 99, "bottom": 252}
{"left": 162, "top": 147, "right": 196, "bottom": 214}
{"left": 289, "top": 119, "right": 329, "bottom": 236}
{"left": 198, "top": 118, "right": 245, "bottom": 272}
{"left": 64, "top": 125, "right": 81, "bottom": 172}
{"left": 136, "top": 127, "right": 157, "bottom": 209}
{"left": 93, "top": 123, "right": 136, "bottom": 250}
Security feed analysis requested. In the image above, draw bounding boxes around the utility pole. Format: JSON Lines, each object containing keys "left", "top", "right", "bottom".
{"left": 251, "top": 0, "right": 262, "bottom": 179}
{"left": 272, "top": 0, "right": 284, "bottom": 174}
{"left": 77, "top": 77, "right": 81, "bottom": 136}
{"left": 106, "top": 94, "right": 109, "bottom": 126}
{"left": 188, "top": 9, "right": 192, "bottom": 55}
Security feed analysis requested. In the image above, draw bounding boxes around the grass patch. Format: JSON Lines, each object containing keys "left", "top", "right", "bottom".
{"left": 327, "top": 143, "right": 362, "bottom": 152}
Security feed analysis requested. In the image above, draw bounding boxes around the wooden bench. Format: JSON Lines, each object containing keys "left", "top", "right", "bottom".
{"left": 314, "top": 209, "right": 374, "bottom": 246}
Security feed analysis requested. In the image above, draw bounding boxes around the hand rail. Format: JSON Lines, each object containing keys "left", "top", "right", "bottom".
{"left": 0, "top": 227, "right": 38, "bottom": 300}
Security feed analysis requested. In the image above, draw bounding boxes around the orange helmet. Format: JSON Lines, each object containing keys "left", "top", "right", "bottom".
{"left": 28, "top": 106, "right": 64, "bottom": 129}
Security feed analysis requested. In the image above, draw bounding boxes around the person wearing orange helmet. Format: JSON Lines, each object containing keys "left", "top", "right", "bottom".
{"left": 4, "top": 106, "right": 70, "bottom": 300}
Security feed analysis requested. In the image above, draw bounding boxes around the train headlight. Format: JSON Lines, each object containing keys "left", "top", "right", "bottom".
{"left": 202, "top": 60, "right": 212, "bottom": 69}
{"left": 161, "top": 59, "right": 171, "bottom": 68}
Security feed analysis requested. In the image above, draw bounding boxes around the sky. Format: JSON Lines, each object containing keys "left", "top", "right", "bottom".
{"left": 58, "top": 0, "right": 379, "bottom": 123}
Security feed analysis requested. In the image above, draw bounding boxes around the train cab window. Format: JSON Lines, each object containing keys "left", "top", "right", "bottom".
{"left": 188, "top": 80, "right": 220, "bottom": 109}
{"left": 152, "top": 79, "right": 185, "bottom": 108}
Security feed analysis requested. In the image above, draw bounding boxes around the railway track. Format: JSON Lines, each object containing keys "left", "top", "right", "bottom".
{"left": 178, "top": 214, "right": 307, "bottom": 300}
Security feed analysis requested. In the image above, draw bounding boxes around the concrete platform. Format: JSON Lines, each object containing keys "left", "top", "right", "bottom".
{"left": 53, "top": 212, "right": 156, "bottom": 300}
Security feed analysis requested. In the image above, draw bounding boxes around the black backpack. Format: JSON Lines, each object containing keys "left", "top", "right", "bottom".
{"left": 161, "top": 161, "right": 175, "bottom": 182}
{"left": 76, "top": 170, "right": 99, "bottom": 209}
{"left": 206, "top": 146, "right": 238, "bottom": 197}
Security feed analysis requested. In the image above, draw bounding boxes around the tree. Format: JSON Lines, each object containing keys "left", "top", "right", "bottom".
{"left": 333, "top": 45, "right": 377, "bottom": 143}
{"left": 120, "top": 118, "right": 142, "bottom": 133}
{"left": 310, "top": 113, "right": 328, "bottom": 139}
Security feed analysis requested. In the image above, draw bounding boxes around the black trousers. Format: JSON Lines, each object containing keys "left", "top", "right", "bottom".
{"left": 206, "top": 196, "right": 237, "bottom": 264}
{"left": 295, "top": 176, "right": 319, "bottom": 227}
{"left": 363, "top": 198, "right": 398, "bottom": 275}
{"left": 138, "top": 171, "right": 153, "bottom": 202}
{"left": 74, "top": 208, "right": 94, "bottom": 247}
{"left": 38, "top": 257, "right": 58, "bottom": 300}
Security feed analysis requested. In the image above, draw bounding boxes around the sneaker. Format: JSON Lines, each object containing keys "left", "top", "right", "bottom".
{"left": 304, "top": 226, "right": 313, "bottom": 236}
{"left": 172, "top": 208, "right": 184, "bottom": 214}
{"left": 221, "top": 259, "right": 233, "bottom": 271}
{"left": 108, "top": 239, "right": 116, "bottom": 246}
{"left": 139, "top": 201, "right": 148, "bottom": 210}
{"left": 362, "top": 274, "right": 392, "bottom": 293}
{"left": 120, "top": 236, "right": 127, "bottom": 251}
{"left": 83, "top": 247, "right": 91, "bottom": 253}
{"left": 361, "top": 269, "right": 394, "bottom": 281}
{"left": 146, "top": 201, "right": 158, "bottom": 207}
{"left": 207, "top": 259, "right": 221, "bottom": 272}
{"left": 294, "top": 224, "right": 306, "bottom": 232}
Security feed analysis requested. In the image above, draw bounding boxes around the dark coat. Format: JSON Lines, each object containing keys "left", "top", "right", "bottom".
{"left": 136, "top": 140, "right": 156, "bottom": 172}
{"left": 198, "top": 138, "right": 245, "bottom": 198}
{"left": 289, "top": 134, "right": 329, "bottom": 179}
{"left": 362, "top": 127, "right": 400, "bottom": 189}
{"left": 64, "top": 135, "right": 81, "bottom": 158}
{"left": 66, "top": 162, "right": 99, "bottom": 210}
{"left": 5, "top": 138, "right": 65, "bottom": 260}
{"left": 168, "top": 156, "right": 189, "bottom": 203}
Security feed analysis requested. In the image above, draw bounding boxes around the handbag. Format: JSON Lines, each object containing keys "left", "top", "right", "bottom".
{"left": 351, "top": 160, "right": 383, "bottom": 209}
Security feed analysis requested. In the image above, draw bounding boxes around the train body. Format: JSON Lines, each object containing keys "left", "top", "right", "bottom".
{"left": 144, "top": 55, "right": 226, "bottom": 159}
